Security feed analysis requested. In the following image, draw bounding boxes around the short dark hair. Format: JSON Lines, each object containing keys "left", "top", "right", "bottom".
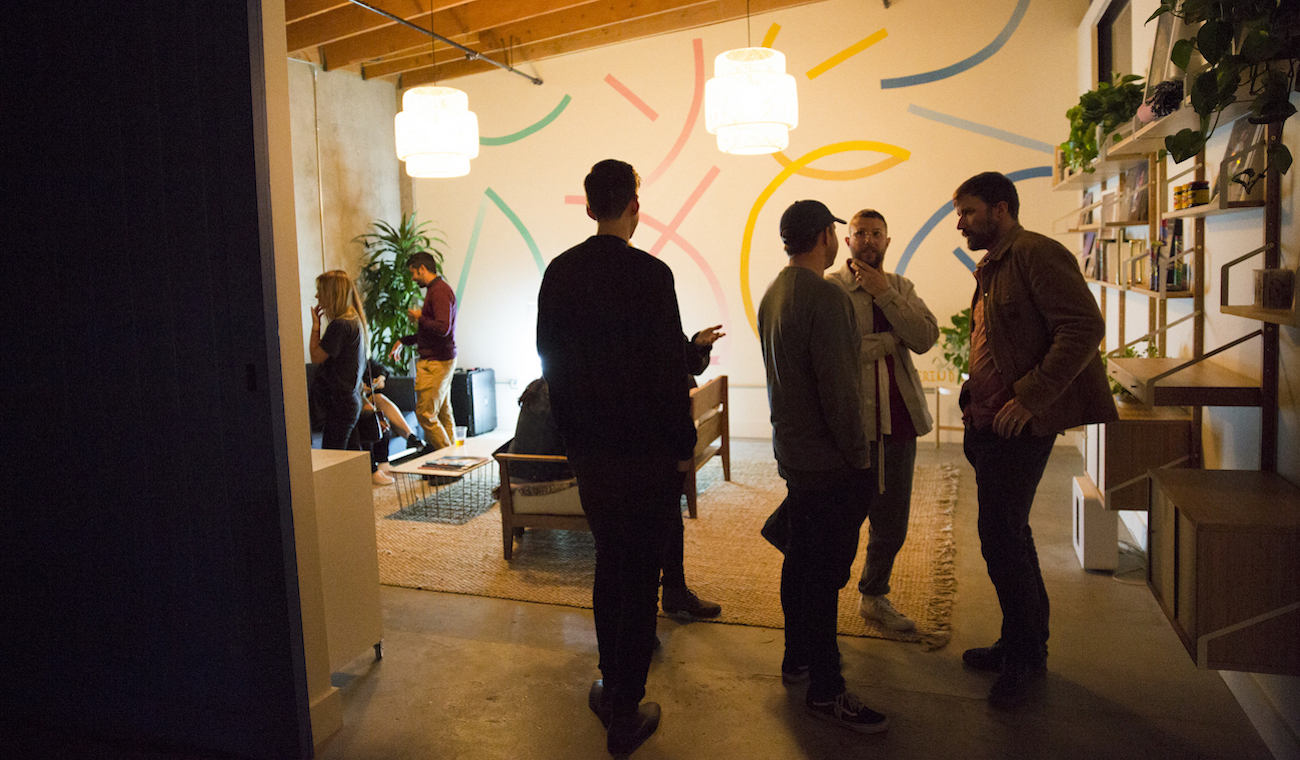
{"left": 406, "top": 251, "right": 437, "bottom": 273}
{"left": 955, "top": 172, "right": 1019, "bottom": 219}
{"left": 851, "top": 209, "right": 887, "bottom": 231}
{"left": 584, "top": 159, "right": 640, "bottom": 221}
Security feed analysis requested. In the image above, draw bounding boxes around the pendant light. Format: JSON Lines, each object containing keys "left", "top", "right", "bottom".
{"left": 704, "top": 1, "right": 798, "bottom": 155}
{"left": 393, "top": 7, "right": 479, "bottom": 178}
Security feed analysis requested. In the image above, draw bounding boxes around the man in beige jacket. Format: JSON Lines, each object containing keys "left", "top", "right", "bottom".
{"left": 827, "top": 209, "right": 939, "bottom": 632}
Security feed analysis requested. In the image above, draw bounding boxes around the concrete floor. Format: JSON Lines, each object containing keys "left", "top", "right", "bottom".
{"left": 316, "top": 440, "right": 1274, "bottom": 760}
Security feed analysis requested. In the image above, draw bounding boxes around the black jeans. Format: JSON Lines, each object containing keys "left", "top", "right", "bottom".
{"left": 319, "top": 392, "right": 362, "bottom": 452}
{"left": 568, "top": 452, "right": 682, "bottom": 713}
{"left": 963, "top": 426, "right": 1056, "bottom": 666}
{"left": 779, "top": 467, "right": 873, "bottom": 701}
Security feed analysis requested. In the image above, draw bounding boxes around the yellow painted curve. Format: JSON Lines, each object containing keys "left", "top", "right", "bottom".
{"left": 741, "top": 141, "right": 910, "bottom": 336}
{"left": 770, "top": 142, "right": 909, "bottom": 181}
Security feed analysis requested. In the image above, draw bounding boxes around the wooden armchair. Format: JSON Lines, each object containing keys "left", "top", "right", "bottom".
{"left": 683, "top": 375, "right": 730, "bottom": 518}
{"left": 492, "top": 442, "right": 588, "bottom": 560}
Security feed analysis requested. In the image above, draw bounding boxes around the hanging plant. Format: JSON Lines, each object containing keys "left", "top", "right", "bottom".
{"left": 1151, "top": 0, "right": 1299, "bottom": 178}
{"left": 354, "top": 213, "right": 447, "bottom": 375}
{"left": 1060, "top": 74, "right": 1147, "bottom": 173}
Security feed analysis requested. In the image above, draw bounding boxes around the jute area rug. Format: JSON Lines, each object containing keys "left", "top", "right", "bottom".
{"left": 372, "top": 457, "right": 959, "bottom": 648}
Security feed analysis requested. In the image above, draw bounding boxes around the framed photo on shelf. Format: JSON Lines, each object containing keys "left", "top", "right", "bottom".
{"left": 1124, "top": 163, "right": 1149, "bottom": 222}
{"left": 1080, "top": 190, "right": 1095, "bottom": 227}
{"left": 1081, "top": 230, "right": 1098, "bottom": 276}
{"left": 1220, "top": 119, "right": 1266, "bottom": 207}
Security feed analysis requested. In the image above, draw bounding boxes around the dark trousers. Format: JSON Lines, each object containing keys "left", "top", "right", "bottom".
{"left": 858, "top": 435, "right": 917, "bottom": 597}
{"left": 660, "top": 507, "right": 687, "bottom": 590}
{"left": 779, "top": 467, "right": 873, "bottom": 701}
{"left": 963, "top": 426, "right": 1055, "bottom": 665}
{"left": 568, "top": 453, "right": 682, "bottom": 713}
{"left": 320, "top": 392, "right": 362, "bottom": 452}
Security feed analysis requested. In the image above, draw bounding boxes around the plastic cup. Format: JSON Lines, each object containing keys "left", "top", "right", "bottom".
{"left": 454, "top": 426, "right": 467, "bottom": 446}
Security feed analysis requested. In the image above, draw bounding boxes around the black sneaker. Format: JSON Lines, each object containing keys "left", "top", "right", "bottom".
{"left": 962, "top": 641, "right": 1006, "bottom": 672}
{"left": 661, "top": 587, "right": 722, "bottom": 619}
{"left": 606, "top": 702, "right": 660, "bottom": 757}
{"left": 987, "top": 660, "right": 1047, "bottom": 709}
{"left": 588, "top": 680, "right": 611, "bottom": 728}
{"left": 806, "top": 690, "right": 889, "bottom": 734}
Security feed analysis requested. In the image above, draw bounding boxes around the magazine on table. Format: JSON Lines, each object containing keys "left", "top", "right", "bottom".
{"left": 420, "top": 455, "right": 489, "bottom": 471}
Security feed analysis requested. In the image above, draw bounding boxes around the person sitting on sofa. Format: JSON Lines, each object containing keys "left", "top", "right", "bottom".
{"left": 509, "top": 377, "right": 721, "bottom": 620}
{"left": 366, "top": 359, "right": 425, "bottom": 455}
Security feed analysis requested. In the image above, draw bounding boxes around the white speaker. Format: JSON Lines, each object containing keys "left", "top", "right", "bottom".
{"left": 1072, "top": 476, "right": 1117, "bottom": 571}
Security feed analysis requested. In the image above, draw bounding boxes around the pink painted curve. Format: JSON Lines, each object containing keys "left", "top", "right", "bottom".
{"left": 604, "top": 74, "right": 659, "bottom": 121}
{"left": 642, "top": 38, "right": 705, "bottom": 187}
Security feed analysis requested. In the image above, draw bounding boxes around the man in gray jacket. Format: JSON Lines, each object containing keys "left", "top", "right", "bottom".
{"left": 827, "top": 209, "right": 939, "bottom": 632}
{"left": 759, "top": 200, "right": 888, "bottom": 734}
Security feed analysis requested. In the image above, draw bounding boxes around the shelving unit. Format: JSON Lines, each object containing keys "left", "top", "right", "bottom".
{"left": 1148, "top": 469, "right": 1300, "bottom": 676}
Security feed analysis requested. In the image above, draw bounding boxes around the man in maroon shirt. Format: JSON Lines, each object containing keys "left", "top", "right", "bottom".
{"left": 953, "top": 172, "right": 1116, "bottom": 709}
{"left": 402, "top": 251, "right": 458, "bottom": 451}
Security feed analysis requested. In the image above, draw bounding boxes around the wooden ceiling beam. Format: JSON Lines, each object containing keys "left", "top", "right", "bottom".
{"left": 320, "top": 0, "right": 594, "bottom": 70}
{"left": 287, "top": 1, "right": 454, "bottom": 52}
{"left": 394, "top": 0, "right": 825, "bottom": 87}
{"left": 286, "top": 0, "right": 352, "bottom": 24}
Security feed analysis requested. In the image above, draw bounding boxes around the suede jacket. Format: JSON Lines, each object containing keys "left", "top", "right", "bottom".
{"left": 962, "top": 225, "right": 1118, "bottom": 435}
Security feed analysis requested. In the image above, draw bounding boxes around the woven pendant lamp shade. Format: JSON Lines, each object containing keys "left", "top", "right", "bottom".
{"left": 394, "top": 86, "right": 480, "bottom": 178}
{"left": 704, "top": 47, "right": 798, "bottom": 155}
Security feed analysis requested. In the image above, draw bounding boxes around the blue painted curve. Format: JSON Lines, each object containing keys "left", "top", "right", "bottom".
{"left": 881, "top": 0, "right": 1030, "bottom": 89}
{"left": 895, "top": 165, "right": 1052, "bottom": 276}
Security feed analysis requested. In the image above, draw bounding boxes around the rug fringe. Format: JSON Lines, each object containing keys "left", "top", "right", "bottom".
{"left": 921, "top": 464, "right": 959, "bottom": 650}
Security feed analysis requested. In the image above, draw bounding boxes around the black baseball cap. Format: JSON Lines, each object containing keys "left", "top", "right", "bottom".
{"left": 780, "top": 200, "right": 847, "bottom": 246}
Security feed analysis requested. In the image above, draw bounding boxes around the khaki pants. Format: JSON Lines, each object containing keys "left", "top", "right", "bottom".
{"left": 415, "top": 357, "right": 457, "bottom": 449}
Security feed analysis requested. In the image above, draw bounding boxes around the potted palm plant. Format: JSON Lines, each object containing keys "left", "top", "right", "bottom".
{"left": 354, "top": 213, "right": 447, "bottom": 375}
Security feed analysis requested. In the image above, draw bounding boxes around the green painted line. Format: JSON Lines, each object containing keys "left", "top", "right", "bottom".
{"left": 455, "top": 195, "right": 491, "bottom": 304}
{"left": 484, "top": 187, "right": 545, "bottom": 276}
{"left": 480, "top": 94, "right": 571, "bottom": 146}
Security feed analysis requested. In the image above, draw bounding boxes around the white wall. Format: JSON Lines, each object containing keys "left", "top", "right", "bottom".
{"left": 288, "top": 62, "right": 403, "bottom": 359}
{"left": 408, "top": 0, "right": 1090, "bottom": 437}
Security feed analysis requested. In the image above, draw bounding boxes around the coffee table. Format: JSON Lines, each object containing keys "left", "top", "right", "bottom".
{"left": 387, "top": 436, "right": 501, "bottom": 521}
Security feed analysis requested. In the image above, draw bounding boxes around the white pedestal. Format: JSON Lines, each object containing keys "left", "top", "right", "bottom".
{"left": 311, "top": 449, "right": 384, "bottom": 673}
{"left": 1073, "top": 475, "right": 1118, "bottom": 571}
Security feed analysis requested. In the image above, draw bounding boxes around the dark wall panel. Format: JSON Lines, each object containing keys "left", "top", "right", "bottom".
{"left": 1, "top": 2, "right": 309, "bottom": 758}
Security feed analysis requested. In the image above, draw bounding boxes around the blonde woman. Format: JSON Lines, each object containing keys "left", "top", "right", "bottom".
{"left": 309, "top": 270, "right": 368, "bottom": 453}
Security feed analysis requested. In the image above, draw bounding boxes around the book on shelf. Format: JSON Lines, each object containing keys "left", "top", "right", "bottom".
{"left": 420, "top": 455, "right": 489, "bottom": 471}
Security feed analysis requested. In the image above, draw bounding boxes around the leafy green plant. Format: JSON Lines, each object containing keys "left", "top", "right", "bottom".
{"left": 1060, "top": 74, "right": 1147, "bottom": 173}
{"left": 1105, "top": 341, "right": 1159, "bottom": 400}
{"left": 1151, "top": 0, "right": 1298, "bottom": 177}
{"left": 938, "top": 307, "right": 972, "bottom": 379}
{"left": 354, "top": 213, "right": 447, "bottom": 375}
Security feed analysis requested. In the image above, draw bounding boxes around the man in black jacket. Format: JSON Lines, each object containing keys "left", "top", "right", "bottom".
{"left": 536, "top": 159, "right": 696, "bottom": 757}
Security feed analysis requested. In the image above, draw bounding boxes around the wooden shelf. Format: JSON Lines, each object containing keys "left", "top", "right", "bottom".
{"left": 1148, "top": 469, "right": 1300, "bottom": 675}
{"left": 1086, "top": 277, "right": 1127, "bottom": 291}
{"left": 1163, "top": 198, "right": 1265, "bottom": 219}
{"left": 1053, "top": 156, "right": 1147, "bottom": 191}
{"left": 1222, "top": 303, "right": 1300, "bottom": 327}
{"left": 1108, "top": 357, "right": 1262, "bottom": 407}
{"left": 1129, "top": 285, "right": 1194, "bottom": 299}
{"left": 1106, "top": 100, "right": 1252, "bottom": 158}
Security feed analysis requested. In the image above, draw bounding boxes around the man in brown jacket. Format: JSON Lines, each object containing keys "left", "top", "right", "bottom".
{"left": 952, "top": 172, "right": 1117, "bottom": 709}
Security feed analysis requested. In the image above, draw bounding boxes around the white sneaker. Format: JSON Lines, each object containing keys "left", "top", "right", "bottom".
{"left": 372, "top": 469, "right": 395, "bottom": 486}
{"left": 859, "top": 594, "right": 915, "bottom": 631}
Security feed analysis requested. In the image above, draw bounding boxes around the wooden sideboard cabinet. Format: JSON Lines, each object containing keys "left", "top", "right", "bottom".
{"left": 1148, "top": 469, "right": 1300, "bottom": 675}
{"left": 1083, "top": 405, "right": 1195, "bottom": 511}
